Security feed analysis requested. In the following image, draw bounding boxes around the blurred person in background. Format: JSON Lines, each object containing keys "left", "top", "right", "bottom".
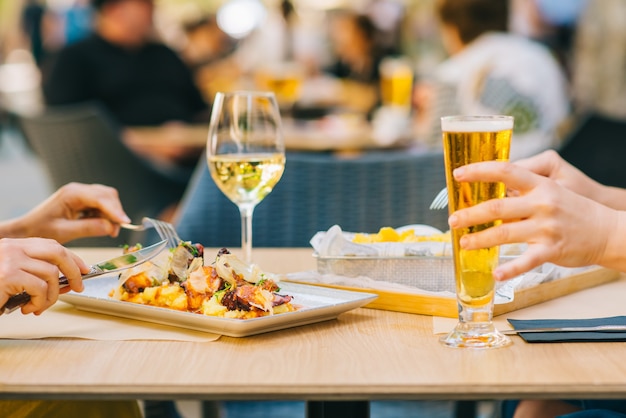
{"left": 20, "top": 0, "right": 46, "bottom": 66}
{"left": 61, "top": 0, "right": 95, "bottom": 45}
{"left": 321, "top": 10, "right": 394, "bottom": 114}
{"left": 413, "top": 0, "right": 570, "bottom": 161}
{"left": 42, "top": 0, "right": 209, "bottom": 127}
{"left": 179, "top": 14, "right": 238, "bottom": 102}
{"left": 510, "top": 0, "right": 587, "bottom": 78}
{"left": 570, "top": 0, "right": 626, "bottom": 119}
{"left": 20, "top": 0, "right": 75, "bottom": 70}
{"left": 232, "top": 0, "right": 323, "bottom": 74}
{"left": 324, "top": 10, "right": 386, "bottom": 85}
{"left": 41, "top": 0, "right": 209, "bottom": 186}
{"left": 364, "top": 0, "right": 405, "bottom": 58}
{"left": 180, "top": 15, "right": 236, "bottom": 78}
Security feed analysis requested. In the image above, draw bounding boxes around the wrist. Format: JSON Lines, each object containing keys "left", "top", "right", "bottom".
{"left": 599, "top": 210, "right": 626, "bottom": 270}
{"left": 591, "top": 183, "right": 626, "bottom": 211}
{"left": 0, "top": 216, "right": 32, "bottom": 239}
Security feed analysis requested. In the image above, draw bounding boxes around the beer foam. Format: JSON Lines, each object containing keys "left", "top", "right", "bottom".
{"left": 441, "top": 117, "right": 513, "bottom": 132}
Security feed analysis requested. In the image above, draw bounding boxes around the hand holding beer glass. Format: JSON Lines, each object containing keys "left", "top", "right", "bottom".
{"left": 440, "top": 115, "right": 513, "bottom": 349}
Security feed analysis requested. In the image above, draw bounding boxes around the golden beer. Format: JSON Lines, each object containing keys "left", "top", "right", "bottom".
{"left": 379, "top": 58, "right": 413, "bottom": 108}
{"left": 440, "top": 115, "right": 513, "bottom": 349}
{"left": 443, "top": 128, "right": 511, "bottom": 307}
{"left": 255, "top": 62, "right": 303, "bottom": 109}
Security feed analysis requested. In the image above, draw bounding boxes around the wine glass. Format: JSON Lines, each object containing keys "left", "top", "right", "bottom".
{"left": 206, "top": 91, "right": 285, "bottom": 264}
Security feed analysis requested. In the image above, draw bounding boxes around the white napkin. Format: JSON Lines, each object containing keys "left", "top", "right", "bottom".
{"left": 0, "top": 301, "right": 220, "bottom": 342}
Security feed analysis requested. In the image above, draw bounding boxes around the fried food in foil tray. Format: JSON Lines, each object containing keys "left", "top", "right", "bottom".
{"left": 290, "top": 225, "right": 606, "bottom": 316}
{"left": 309, "top": 225, "right": 536, "bottom": 295}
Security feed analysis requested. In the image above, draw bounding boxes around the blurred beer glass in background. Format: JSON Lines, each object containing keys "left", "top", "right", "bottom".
{"left": 379, "top": 56, "right": 413, "bottom": 110}
{"left": 439, "top": 115, "right": 514, "bottom": 349}
{"left": 255, "top": 61, "right": 304, "bottom": 110}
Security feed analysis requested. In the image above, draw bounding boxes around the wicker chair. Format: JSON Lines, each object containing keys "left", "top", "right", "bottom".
{"left": 17, "top": 102, "right": 187, "bottom": 246}
{"left": 174, "top": 149, "right": 449, "bottom": 248}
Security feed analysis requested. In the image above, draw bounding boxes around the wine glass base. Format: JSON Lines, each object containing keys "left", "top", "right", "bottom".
{"left": 439, "top": 321, "right": 512, "bottom": 349}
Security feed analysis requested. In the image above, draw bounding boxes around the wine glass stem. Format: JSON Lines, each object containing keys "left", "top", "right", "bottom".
{"left": 239, "top": 205, "right": 254, "bottom": 264}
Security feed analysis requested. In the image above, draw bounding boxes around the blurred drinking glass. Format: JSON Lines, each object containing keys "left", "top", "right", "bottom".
{"left": 255, "top": 61, "right": 303, "bottom": 110}
{"left": 379, "top": 57, "right": 413, "bottom": 110}
{"left": 439, "top": 115, "right": 514, "bottom": 349}
{"left": 206, "top": 91, "right": 285, "bottom": 263}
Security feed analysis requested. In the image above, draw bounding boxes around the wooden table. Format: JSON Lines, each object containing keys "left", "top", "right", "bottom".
{"left": 2, "top": 248, "right": 626, "bottom": 407}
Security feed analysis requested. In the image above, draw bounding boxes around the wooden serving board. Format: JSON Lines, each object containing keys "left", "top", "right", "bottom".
{"left": 289, "top": 267, "right": 620, "bottom": 318}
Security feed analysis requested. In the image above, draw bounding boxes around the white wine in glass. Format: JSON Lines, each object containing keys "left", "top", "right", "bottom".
{"left": 206, "top": 91, "right": 285, "bottom": 263}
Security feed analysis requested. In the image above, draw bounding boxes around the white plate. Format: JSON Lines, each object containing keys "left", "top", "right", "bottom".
{"left": 59, "top": 276, "right": 377, "bottom": 337}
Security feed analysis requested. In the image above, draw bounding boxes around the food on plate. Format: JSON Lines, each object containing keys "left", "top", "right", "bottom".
{"left": 109, "top": 244, "right": 296, "bottom": 319}
{"left": 352, "top": 227, "right": 451, "bottom": 244}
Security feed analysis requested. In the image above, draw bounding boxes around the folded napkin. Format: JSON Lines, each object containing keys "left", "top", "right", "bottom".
{"left": 0, "top": 301, "right": 220, "bottom": 342}
{"left": 508, "top": 316, "right": 626, "bottom": 343}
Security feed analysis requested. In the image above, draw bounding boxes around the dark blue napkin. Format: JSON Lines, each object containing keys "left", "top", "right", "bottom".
{"left": 508, "top": 316, "right": 626, "bottom": 343}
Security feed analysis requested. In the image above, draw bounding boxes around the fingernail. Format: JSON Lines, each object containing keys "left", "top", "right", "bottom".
{"left": 453, "top": 166, "right": 465, "bottom": 177}
{"left": 448, "top": 214, "right": 458, "bottom": 227}
{"left": 494, "top": 269, "right": 504, "bottom": 281}
{"left": 121, "top": 214, "right": 131, "bottom": 223}
{"left": 459, "top": 235, "right": 468, "bottom": 248}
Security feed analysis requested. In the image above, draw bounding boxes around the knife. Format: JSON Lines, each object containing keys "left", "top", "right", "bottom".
{"left": 0, "top": 239, "right": 167, "bottom": 315}
{"left": 501, "top": 325, "right": 626, "bottom": 335}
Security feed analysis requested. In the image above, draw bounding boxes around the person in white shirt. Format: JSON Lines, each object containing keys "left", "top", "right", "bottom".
{"left": 414, "top": 0, "right": 570, "bottom": 161}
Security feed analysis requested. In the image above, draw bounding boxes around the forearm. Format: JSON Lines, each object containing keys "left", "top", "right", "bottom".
{"left": 590, "top": 184, "right": 626, "bottom": 211}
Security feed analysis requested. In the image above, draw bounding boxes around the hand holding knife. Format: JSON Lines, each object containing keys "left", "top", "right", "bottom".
{"left": 0, "top": 240, "right": 167, "bottom": 315}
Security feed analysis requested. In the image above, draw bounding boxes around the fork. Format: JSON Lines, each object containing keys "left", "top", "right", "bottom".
{"left": 120, "top": 217, "right": 182, "bottom": 249}
{"left": 429, "top": 187, "right": 448, "bottom": 210}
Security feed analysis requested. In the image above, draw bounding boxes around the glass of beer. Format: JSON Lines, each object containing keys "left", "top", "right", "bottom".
{"left": 255, "top": 62, "right": 303, "bottom": 110}
{"left": 379, "top": 57, "right": 413, "bottom": 109}
{"left": 439, "top": 115, "right": 514, "bottom": 349}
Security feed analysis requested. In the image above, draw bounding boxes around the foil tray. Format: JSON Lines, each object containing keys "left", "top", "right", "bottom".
{"left": 315, "top": 254, "right": 457, "bottom": 293}
{"left": 315, "top": 254, "right": 521, "bottom": 293}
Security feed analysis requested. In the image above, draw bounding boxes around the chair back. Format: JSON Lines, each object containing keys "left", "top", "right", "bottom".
{"left": 558, "top": 113, "right": 626, "bottom": 189}
{"left": 17, "top": 102, "right": 186, "bottom": 246}
{"left": 175, "top": 150, "right": 449, "bottom": 248}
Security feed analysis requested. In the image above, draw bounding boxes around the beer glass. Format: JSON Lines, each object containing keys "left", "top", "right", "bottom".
{"left": 439, "top": 115, "right": 513, "bottom": 349}
{"left": 379, "top": 57, "right": 413, "bottom": 109}
{"left": 255, "top": 62, "right": 303, "bottom": 110}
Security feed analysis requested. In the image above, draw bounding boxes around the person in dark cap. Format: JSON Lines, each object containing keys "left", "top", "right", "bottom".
{"left": 41, "top": 0, "right": 209, "bottom": 187}
{"left": 42, "top": 0, "right": 208, "bottom": 127}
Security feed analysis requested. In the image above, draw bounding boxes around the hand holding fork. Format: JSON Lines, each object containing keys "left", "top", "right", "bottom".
{"left": 80, "top": 210, "right": 182, "bottom": 249}
{"left": 120, "top": 217, "right": 182, "bottom": 249}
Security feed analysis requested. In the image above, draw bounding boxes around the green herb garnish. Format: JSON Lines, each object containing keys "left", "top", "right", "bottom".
{"left": 99, "top": 254, "right": 137, "bottom": 271}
